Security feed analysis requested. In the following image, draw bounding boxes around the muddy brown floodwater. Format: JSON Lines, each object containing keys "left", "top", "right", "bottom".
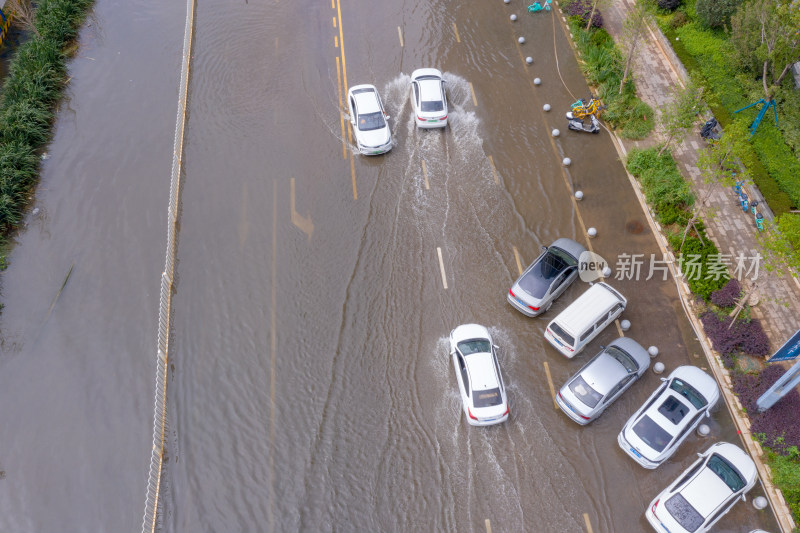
{"left": 0, "top": 0, "right": 780, "bottom": 532}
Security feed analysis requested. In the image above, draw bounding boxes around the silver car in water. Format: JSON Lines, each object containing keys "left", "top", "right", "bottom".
{"left": 556, "top": 337, "right": 650, "bottom": 425}
{"left": 507, "top": 238, "right": 587, "bottom": 316}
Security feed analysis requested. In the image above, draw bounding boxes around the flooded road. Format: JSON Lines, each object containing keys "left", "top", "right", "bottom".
{"left": 0, "top": 0, "right": 781, "bottom": 532}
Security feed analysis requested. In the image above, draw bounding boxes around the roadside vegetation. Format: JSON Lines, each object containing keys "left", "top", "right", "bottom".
{"left": 0, "top": 0, "right": 93, "bottom": 243}
{"left": 560, "top": 0, "right": 655, "bottom": 139}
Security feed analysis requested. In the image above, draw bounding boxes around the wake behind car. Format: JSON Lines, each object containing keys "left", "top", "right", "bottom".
{"left": 449, "top": 324, "right": 509, "bottom": 426}
{"left": 410, "top": 68, "right": 448, "bottom": 128}
{"left": 618, "top": 365, "right": 720, "bottom": 469}
{"left": 556, "top": 337, "right": 650, "bottom": 425}
{"left": 346, "top": 84, "right": 392, "bottom": 155}
{"left": 645, "top": 441, "right": 757, "bottom": 533}
{"left": 507, "top": 238, "right": 587, "bottom": 317}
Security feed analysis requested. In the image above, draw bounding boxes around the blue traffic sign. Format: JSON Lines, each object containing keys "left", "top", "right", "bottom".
{"left": 767, "top": 327, "right": 800, "bottom": 362}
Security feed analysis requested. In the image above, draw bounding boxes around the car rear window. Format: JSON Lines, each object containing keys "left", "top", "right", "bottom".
{"left": 358, "top": 111, "right": 386, "bottom": 131}
{"left": 607, "top": 346, "right": 638, "bottom": 373}
{"left": 421, "top": 100, "right": 444, "bottom": 112}
{"left": 707, "top": 454, "right": 746, "bottom": 492}
{"left": 519, "top": 249, "right": 571, "bottom": 298}
{"left": 658, "top": 396, "right": 690, "bottom": 425}
{"left": 632, "top": 414, "right": 671, "bottom": 452}
{"left": 568, "top": 375, "right": 603, "bottom": 408}
{"left": 549, "top": 323, "right": 575, "bottom": 348}
{"left": 457, "top": 339, "right": 491, "bottom": 355}
{"left": 474, "top": 387, "right": 502, "bottom": 407}
{"left": 664, "top": 493, "right": 704, "bottom": 533}
{"left": 669, "top": 378, "right": 708, "bottom": 410}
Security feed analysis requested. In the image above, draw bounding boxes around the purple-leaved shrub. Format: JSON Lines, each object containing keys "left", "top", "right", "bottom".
{"left": 710, "top": 278, "right": 741, "bottom": 309}
{"left": 733, "top": 365, "right": 800, "bottom": 454}
{"left": 566, "top": 0, "right": 604, "bottom": 28}
{"left": 700, "top": 311, "right": 770, "bottom": 357}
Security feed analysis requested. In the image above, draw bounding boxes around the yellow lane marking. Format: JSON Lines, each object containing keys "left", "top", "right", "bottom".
{"left": 469, "top": 82, "right": 478, "bottom": 106}
{"left": 398, "top": 26, "right": 404, "bottom": 47}
{"left": 485, "top": 519, "right": 492, "bottom": 533}
{"left": 290, "top": 177, "right": 314, "bottom": 240}
{"left": 543, "top": 361, "right": 558, "bottom": 409}
{"left": 453, "top": 22, "right": 461, "bottom": 43}
{"left": 332, "top": 16, "right": 336, "bottom": 28}
{"left": 331, "top": 0, "right": 334, "bottom": 9}
{"left": 583, "top": 513, "right": 594, "bottom": 533}
{"left": 335, "top": 35, "right": 339, "bottom": 48}
{"left": 615, "top": 318, "right": 625, "bottom": 337}
{"left": 421, "top": 159, "right": 430, "bottom": 190}
{"left": 350, "top": 152, "right": 357, "bottom": 200}
{"left": 488, "top": 155, "right": 499, "bottom": 184}
{"left": 336, "top": 56, "right": 346, "bottom": 160}
{"left": 269, "top": 179, "right": 278, "bottom": 533}
{"left": 437, "top": 247, "right": 449, "bottom": 289}
{"left": 336, "top": 0, "right": 349, "bottom": 91}
{"left": 513, "top": 246, "right": 523, "bottom": 276}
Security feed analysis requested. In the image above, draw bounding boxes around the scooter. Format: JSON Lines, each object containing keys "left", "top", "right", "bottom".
{"left": 700, "top": 117, "right": 720, "bottom": 140}
{"left": 566, "top": 111, "right": 601, "bottom": 134}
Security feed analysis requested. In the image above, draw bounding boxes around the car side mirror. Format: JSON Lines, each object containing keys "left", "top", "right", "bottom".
{"left": 493, "top": 344, "right": 499, "bottom": 351}
{"left": 697, "top": 452, "right": 703, "bottom": 458}
{"left": 600, "top": 345, "right": 606, "bottom": 349}
{"left": 741, "top": 494, "right": 747, "bottom": 502}
{"left": 384, "top": 114, "right": 391, "bottom": 120}
{"left": 541, "top": 245, "right": 548, "bottom": 252}
{"left": 660, "top": 377, "right": 667, "bottom": 382}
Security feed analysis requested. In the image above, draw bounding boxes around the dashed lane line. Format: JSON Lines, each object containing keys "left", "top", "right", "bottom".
{"left": 421, "top": 159, "right": 430, "bottom": 190}
{"left": 543, "top": 361, "right": 558, "bottom": 409}
{"left": 335, "top": 56, "right": 346, "bottom": 160}
{"left": 397, "top": 26, "right": 404, "bottom": 47}
{"left": 469, "top": 82, "right": 477, "bottom": 106}
{"left": 485, "top": 519, "right": 492, "bottom": 533}
{"left": 512, "top": 246, "right": 523, "bottom": 276}
{"left": 453, "top": 22, "right": 461, "bottom": 43}
{"left": 437, "top": 247, "right": 449, "bottom": 289}
{"left": 488, "top": 155, "right": 499, "bottom": 184}
{"left": 583, "top": 513, "right": 594, "bottom": 533}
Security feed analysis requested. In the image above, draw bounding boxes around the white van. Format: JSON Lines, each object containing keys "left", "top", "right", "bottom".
{"left": 544, "top": 282, "right": 626, "bottom": 358}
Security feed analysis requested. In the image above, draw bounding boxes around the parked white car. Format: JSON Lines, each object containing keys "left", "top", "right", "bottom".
{"left": 410, "top": 68, "right": 448, "bottom": 128}
{"left": 346, "top": 84, "right": 392, "bottom": 155}
{"left": 645, "top": 441, "right": 757, "bottom": 533}
{"left": 449, "top": 324, "right": 509, "bottom": 426}
{"left": 618, "top": 365, "right": 720, "bottom": 469}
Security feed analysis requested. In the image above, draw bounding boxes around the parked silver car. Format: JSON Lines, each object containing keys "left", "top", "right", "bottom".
{"left": 618, "top": 365, "right": 720, "bottom": 469}
{"left": 556, "top": 337, "right": 650, "bottom": 425}
{"left": 645, "top": 441, "right": 757, "bottom": 533}
{"left": 507, "top": 238, "right": 587, "bottom": 316}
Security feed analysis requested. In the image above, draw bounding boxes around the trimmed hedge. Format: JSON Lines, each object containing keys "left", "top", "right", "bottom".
{"left": 0, "top": 0, "right": 93, "bottom": 234}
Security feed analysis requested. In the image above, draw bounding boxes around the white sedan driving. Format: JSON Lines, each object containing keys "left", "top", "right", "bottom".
{"left": 410, "top": 68, "right": 448, "bottom": 128}
{"left": 346, "top": 84, "right": 392, "bottom": 155}
{"left": 449, "top": 324, "right": 509, "bottom": 426}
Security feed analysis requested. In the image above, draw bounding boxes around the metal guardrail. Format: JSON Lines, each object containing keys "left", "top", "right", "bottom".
{"left": 141, "top": 0, "right": 195, "bottom": 531}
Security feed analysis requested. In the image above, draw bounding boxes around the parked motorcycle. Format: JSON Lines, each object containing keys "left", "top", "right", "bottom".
{"left": 566, "top": 111, "right": 601, "bottom": 134}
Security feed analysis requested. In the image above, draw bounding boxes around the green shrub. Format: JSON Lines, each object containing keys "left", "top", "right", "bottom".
{"left": 668, "top": 230, "right": 729, "bottom": 299}
{"left": 765, "top": 447, "right": 800, "bottom": 525}
{"left": 695, "top": 0, "right": 740, "bottom": 28}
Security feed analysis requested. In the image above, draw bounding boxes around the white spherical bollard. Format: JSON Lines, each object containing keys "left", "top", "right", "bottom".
{"left": 648, "top": 346, "right": 659, "bottom": 358}
{"left": 575, "top": 190, "right": 583, "bottom": 201}
{"left": 543, "top": 103, "right": 551, "bottom": 111}
{"left": 534, "top": 77, "right": 542, "bottom": 85}
{"left": 526, "top": 56, "right": 533, "bottom": 64}
{"left": 753, "top": 496, "right": 769, "bottom": 510}
{"left": 587, "top": 227, "right": 597, "bottom": 238}
{"left": 518, "top": 36, "right": 526, "bottom": 44}
{"left": 504, "top": 0, "right": 510, "bottom": 4}
{"left": 563, "top": 157, "right": 571, "bottom": 166}
{"left": 602, "top": 266, "right": 612, "bottom": 277}
{"left": 696, "top": 423, "right": 711, "bottom": 437}
{"left": 552, "top": 129, "right": 560, "bottom": 137}
{"left": 620, "top": 319, "right": 631, "bottom": 331}
{"left": 653, "top": 362, "right": 665, "bottom": 374}
{"left": 511, "top": 14, "right": 517, "bottom": 21}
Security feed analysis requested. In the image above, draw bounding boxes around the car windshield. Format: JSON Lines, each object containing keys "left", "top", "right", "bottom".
{"left": 474, "top": 387, "right": 503, "bottom": 407}
{"left": 664, "top": 494, "right": 704, "bottom": 533}
{"left": 358, "top": 111, "right": 386, "bottom": 131}
{"left": 518, "top": 247, "right": 575, "bottom": 298}
{"left": 669, "top": 378, "right": 708, "bottom": 409}
{"left": 658, "top": 396, "right": 690, "bottom": 424}
{"left": 421, "top": 100, "right": 444, "bottom": 112}
{"left": 632, "top": 414, "right": 672, "bottom": 452}
{"left": 569, "top": 375, "right": 603, "bottom": 408}
{"left": 707, "top": 454, "right": 746, "bottom": 492}
{"left": 457, "top": 339, "right": 491, "bottom": 355}
{"left": 607, "top": 346, "right": 638, "bottom": 373}
{"left": 549, "top": 323, "right": 575, "bottom": 348}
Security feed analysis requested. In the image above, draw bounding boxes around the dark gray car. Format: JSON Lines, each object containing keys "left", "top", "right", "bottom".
{"left": 555, "top": 337, "right": 650, "bottom": 425}
{"left": 507, "top": 238, "right": 587, "bottom": 316}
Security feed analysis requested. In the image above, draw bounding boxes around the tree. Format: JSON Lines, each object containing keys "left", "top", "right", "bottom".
{"left": 657, "top": 81, "right": 705, "bottom": 156}
{"left": 618, "top": 0, "right": 653, "bottom": 94}
{"left": 584, "top": 0, "right": 612, "bottom": 31}
{"left": 680, "top": 120, "right": 752, "bottom": 249}
{"left": 6, "top": 0, "right": 38, "bottom": 36}
{"left": 759, "top": 213, "right": 800, "bottom": 276}
{"left": 730, "top": 0, "right": 800, "bottom": 102}
{"left": 696, "top": 0, "right": 741, "bottom": 29}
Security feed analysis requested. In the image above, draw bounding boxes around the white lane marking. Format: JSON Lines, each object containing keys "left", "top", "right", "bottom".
{"left": 397, "top": 26, "right": 404, "bottom": 47}
{"left": 437, "top": 247, "right": 448, "bottom": 289}
{"left": 485, "top": 519, "right": 492, "bottom": 533}
{"left": 422, "top": 159, "right": 430, "bottom": 190}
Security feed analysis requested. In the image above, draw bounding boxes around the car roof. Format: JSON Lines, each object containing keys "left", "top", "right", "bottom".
{"left": 550, "top": 282, "right": 625, "bottom": 336}
{"left": 451, "top": 323, "right": 490, "bottom": 344}
{"left": 465, "top": 352, "right": 500, "bottom": 390}
{"left": 581, "top": 353, "right": 627, "bottom": 395}
{"left": 679, "top": 466, "right": 733, "bottom": 517}
{"left": 349, "top": 85, "right": 381, "bottom": 113}
{"left": 418, "top": 78, "right": 443, "bottom": 101}
{"left": 549, "top": 238, "right": 587, "bottom": 261}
